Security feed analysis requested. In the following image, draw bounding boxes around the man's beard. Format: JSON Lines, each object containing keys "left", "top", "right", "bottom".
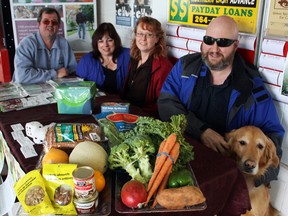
{"left": 46, "top": 32, "right": 56, "bottom": 41}
{"left": 201, "top": 50, "right": 234, "bottom": 71}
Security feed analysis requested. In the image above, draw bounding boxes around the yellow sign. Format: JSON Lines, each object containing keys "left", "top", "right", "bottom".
{"left": 168, "top": 0, "right": 260, "bottom": 34}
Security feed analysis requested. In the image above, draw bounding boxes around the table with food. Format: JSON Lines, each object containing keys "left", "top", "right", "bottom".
{"left": 0, "top": 81, "right": 251, "bottom": 216}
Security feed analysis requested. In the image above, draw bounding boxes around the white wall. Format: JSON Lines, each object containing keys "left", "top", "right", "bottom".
{"left": 97, "top": 0, "right": 169, "bottom": 48}
{"left": 97, "top": 1, "right": 288, "bottom": 215}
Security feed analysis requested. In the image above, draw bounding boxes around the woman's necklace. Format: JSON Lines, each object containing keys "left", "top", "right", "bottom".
{"left": 103, "top": 58, "right": 112, "bottom": 68}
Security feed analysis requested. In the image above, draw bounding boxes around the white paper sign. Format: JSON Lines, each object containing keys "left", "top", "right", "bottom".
{"left": 166, "top": 24, "right": 179, "bottom": 36}
{"left": 167, "top": 46, "right": 190, "bottom": 59}
{"left": 238, "top": 34, "right": 256, "bottom": 51}
{"left": 17, "top": 137, "right": 35, "bottom": 147}
{"left": 259, "top": 54, "right": 286, "bottom": 71}
{"left": 11, "top": 130, "right": 25, "bottom": 141}
{"left": 167, "top": 36, "right": 188, "bottom": 50}
{"left": 259, "top": 67, "right": 280, "bottom": 86}
{"left": 20, "top": 145, "right": 38, "bottom": 159}
{"left": 187, "top": 40, "right": 202, "bottom": 52}
{"left": 178, "top": 26, "right": 205, "bottom": 40}
{"left": 10, "top": 124, "right": 24, "bottom": 131}
{"left": 262, "top": 39, "right": 285, "bottom": 56}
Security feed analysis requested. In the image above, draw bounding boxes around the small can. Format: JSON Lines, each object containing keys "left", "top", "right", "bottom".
{"left": 72, "top": 166, "right": 96, "bottom": 200}
{"left": 74, "top": 191, "right": 99, "bottom": 214}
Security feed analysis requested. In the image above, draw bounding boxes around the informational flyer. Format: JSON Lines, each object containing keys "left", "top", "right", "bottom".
{"left": 116, "top": 0, "right": 132, "bottom": 27}
{"left": 10, "top": 0, "right": 97, "bottom": 52}
{"left": 115, "top": 0, "right": 153, "bottom": 27}
{"left": 133, "top": 0, "right": 152, "bottom": 20}
{"left": 168, "top": 0, "right": 260, "bottom": 34}
{"left": 266, "top": 0, "right": 288, "bottom": 38}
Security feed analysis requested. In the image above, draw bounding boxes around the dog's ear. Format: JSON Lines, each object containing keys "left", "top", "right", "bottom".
{"left": 224, "top": 129, "right": 237, "bottom": 156}
{"left": 224, "top": 129, "right": 236, "bottom": 143}
{"left": 263, "top": 136, "right": 279, "bottom": 168}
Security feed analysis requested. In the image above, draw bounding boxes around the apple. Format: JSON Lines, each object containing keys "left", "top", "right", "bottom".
{"left": 120, "top": 180, "right": 147, "bottom": 209}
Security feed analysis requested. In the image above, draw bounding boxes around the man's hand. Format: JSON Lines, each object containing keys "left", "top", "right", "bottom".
{"left": 57, "top": 67, "right": 69, "bottom": 78}
{"left": 200, "top": 128, "right": 228, "bottom": 154}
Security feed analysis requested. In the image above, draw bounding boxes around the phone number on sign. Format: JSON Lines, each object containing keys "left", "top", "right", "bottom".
{"left": 192, "top": 15, "right": 217, "bottom": 25}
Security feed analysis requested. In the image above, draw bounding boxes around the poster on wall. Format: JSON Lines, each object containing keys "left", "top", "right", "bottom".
{"left": 266, "top": 0, "right": 288, "bottom": 38}
{"left": 10, "top": 0, "right": 97, "bottom": 53}
{"left": 116, "top": 0, "right": 132, "bottom": 27}
{"left": 168, "top": 0, "right": 260, "bottom": 34}
{"left": 116, "top": 0, "right": 152, "bottom": 27}
{"left": 133, "top": 0, "right": 152, "bottom": 25}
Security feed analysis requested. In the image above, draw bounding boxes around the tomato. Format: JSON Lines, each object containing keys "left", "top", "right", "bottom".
{"left": 120, "top": 180, "right": 147, "bottom": 209}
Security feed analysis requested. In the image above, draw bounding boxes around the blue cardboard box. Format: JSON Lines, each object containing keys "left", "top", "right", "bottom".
{"left": 101, "top": 102, "right": 130, "bottom": 113}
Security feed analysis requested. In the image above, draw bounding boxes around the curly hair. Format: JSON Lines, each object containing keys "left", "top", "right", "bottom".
{"left": 130, "top": 16, "right": 167, "bottom": 60}
{"left": 91, "top": 23, "right": 122, "bottom": 63}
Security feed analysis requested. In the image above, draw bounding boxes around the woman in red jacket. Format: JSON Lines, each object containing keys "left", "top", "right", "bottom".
{"left": 121, "top": 16, "right": 173, "bottom": 117}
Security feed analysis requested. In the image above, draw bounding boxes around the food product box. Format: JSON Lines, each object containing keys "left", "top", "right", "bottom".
{"left": 106, "top": 113, "right": 138, "bottom": 132}
{"left": 54, "top": 81, "right": 96, "bottom": 114}
{"left": 101, "top": 102, "right": 130, "bottom": 113}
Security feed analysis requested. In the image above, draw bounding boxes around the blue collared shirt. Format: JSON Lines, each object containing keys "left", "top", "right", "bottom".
{"left": 13, "top": 31, "right": 77, "bottom": 84}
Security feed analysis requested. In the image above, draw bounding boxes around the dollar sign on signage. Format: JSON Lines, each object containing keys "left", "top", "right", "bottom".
{"left": 170, "top": 0, "right": 178, "bottom": 19}
{"left": 179, "top": 0, "right": 187, "bottom": 20}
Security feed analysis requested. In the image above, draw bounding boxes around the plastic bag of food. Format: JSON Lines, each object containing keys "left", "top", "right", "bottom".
{"left": 14, "top": 169, "right": 55, "bottom": 215}
{"left": 42, "top": 163, "right": 77, "bottom": 215}
{"left": 46, "top": 123, "right": 105, "bottom": 148}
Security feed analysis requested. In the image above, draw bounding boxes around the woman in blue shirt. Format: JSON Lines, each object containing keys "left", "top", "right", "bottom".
{"left": 76, "top": 23, "right": 130, "bottom": 94}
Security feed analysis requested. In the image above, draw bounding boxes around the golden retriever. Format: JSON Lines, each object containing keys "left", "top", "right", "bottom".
{"left": 225, "top": 126, "right": 280, "bottom": 216}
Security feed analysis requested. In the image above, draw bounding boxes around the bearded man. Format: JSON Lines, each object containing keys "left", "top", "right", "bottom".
{"left": 158, "top": 15, "right": 284, "bottom": 187}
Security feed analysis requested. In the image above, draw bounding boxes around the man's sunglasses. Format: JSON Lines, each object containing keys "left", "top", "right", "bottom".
{"left": 42, "top": 20, "right": 59, "bottom": 26}
{"left": 203, "top": 36, "right": 237, "bottom": 47}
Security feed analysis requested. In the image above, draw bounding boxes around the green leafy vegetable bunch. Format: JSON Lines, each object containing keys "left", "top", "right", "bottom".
{"left": 104, "top": 114, "right": 194, "bottom": 185}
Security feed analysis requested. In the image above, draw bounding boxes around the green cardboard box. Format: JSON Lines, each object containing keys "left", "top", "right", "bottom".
{"left": 54, "top": 81, "right": 96, "bottom": 114}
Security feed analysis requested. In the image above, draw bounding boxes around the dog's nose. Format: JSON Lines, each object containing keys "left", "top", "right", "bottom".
{"left": 244, "top": 160, "right": 256, "bottom": 173}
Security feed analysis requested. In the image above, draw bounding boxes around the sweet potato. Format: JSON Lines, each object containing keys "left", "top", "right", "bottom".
{"left": 156, "top": 185, "right": 206, "bottom": 209}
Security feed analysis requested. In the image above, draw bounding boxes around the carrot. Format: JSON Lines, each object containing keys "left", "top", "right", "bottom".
{"left": 157, "top": 139, "right": 166, "bottom": 155}
{"left": 145, "top": 140, "right": 167, "bottom": 207}
{"left": 147, "top": 133, "right": 177, "bottom": 191}
{"left": 151, "top": 163, "right": 173, "bottom": 208}
{"left": 146, "top": 141, "right": 180, "bottom": 206}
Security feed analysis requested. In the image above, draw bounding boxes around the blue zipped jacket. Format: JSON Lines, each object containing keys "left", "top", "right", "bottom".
{"left": 76, "top": 47, "right": 130, "bottom": 93}
{"left": 158, "top": 52, "right": 285, "bottom": 185}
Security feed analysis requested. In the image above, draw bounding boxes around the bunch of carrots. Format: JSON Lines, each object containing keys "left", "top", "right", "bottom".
{"left": 145, "top": 133, "right": 180, "bottom": 208}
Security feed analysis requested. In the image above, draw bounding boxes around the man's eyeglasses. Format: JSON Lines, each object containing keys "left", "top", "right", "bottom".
{"left": 136, "top": 32, "right": 155, "bottom": 38}
{"left": 203, "top": 36, "right": 237, "bottom": 47}
{"left": 42, "top": 20, "right": 59, "bottom": 26}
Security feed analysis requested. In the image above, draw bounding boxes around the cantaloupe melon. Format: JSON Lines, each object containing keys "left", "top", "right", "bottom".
{"left": 69, "top": 141, "right": 108, "bottom": 173}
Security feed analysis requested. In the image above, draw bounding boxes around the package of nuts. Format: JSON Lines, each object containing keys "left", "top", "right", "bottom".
{"left": 14, "top": 169, "right": 55, "bottom": 215}
{"left": 42, "top": 163, "right": 77, "bottom": 215}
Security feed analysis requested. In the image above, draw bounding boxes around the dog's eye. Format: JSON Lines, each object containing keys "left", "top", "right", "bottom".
{"left": 239, "top": 140, "right": 246, "bottom": 146}
{"left": 257, "top": 144, "right": 264, "bottom": 150}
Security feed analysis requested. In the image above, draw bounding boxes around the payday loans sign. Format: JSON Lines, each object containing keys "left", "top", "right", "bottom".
{"left": 168, "top": 0, "right": 260, "bottom": 34}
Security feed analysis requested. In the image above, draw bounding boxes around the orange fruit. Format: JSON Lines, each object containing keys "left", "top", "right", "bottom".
{"left": 94, "top": 170, "right": 106, "bottom": 193}
{"left": 42, "top": 148, "right": 69, "bottom": 165}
